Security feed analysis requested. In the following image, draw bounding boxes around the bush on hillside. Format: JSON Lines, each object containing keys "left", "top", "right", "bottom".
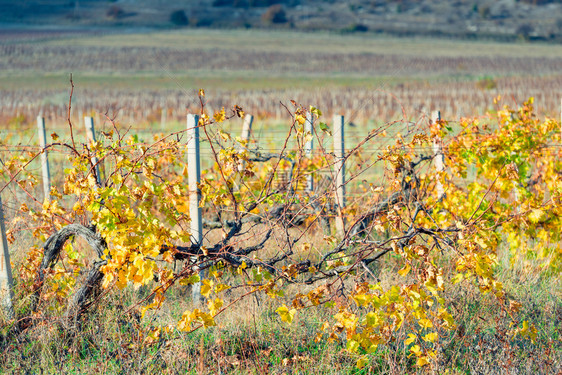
{"left": 213, "top": 0, "right": 234, "bottom": 6}
{"left": 343, "top": 23, "right": 369, "bottom": 33}
{"left": 170, "top": 10, "right": 189, "bottom": 26}
{"left": 516, "top": 23, "right": 534, "bottom": 40}
{"left": 261, "top": 4, "right": 287, "bottom": 24}
{"left": 106, "top": 5, "right": 125, "bottom": 19}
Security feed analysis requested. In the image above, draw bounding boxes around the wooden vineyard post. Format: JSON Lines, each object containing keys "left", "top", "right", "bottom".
{"left": 0, "top": 195, "right": 14, "bottom": 319}
{"left": 241, "top": 114, "right": 254, "bottom": 147}
{"left": 238, "top": 114, "right": 254, "bottom": 172}
{"left": 308, "top": 112, "right": 330, "bottom": 235}
{"left": 305, "top": 112, "right": 314, "bottom": 192}
{"left": 84, "top": 116, "right": 101, "bottom": 186}
{"left": 333, "top": 115, "right": 346, "bottom": 236}
{"left": 432, "top": 111, "right": 445, "bottom": 200}
{"left": 187, "top": 114, "right": 204, "bottom": 305}
{"left": 37, "top": 116, "right": 51, "bottom": 201}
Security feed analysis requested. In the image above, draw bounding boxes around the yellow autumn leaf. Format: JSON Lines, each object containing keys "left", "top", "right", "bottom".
{"left": 356, "top": 355, "right": 368, "bottom": 369}
{"left": 404, "top": 333, "right": 417, "bottom": 345}
{"left": 207, "top": 298, "right": 224, "bottom": 315}
{"left": 276, "top": 304, "right": 297, "bottom": 324}
{"left": 237, "top": 261, "right": 247, "bottom": 275}
{"left": 200, "top": 312, "right": 216, "bottom": 328}
{"left": 177, "top": 311, "right": 192, "bottom": 331}
{"left": 398, "top": 264, "right": 411, "bottom": 276}
{"left": 346, "top": 339, "right": 360, "bottom": 352}
{"left": 309, "top": 105, "right": 322, "bottom": 117}
{"left": 162, "top": 251, "right": 174, "bottom": 263}
{"left": 528, "top": 209, "right": 545, "bottom": 223}
{"left": 295, "top": 114, "right": 306, "bottom": 125}
{"left": 176, "top": 201, "right": 189, "bottom": 214}
{"left": 102, "top": 273, "right": 114, "bottom": 289}
{"left": 214, "top": 108, "right": 226, "bottom": 123}
{"left": 355, "top": 292, "right": 373, "bottom": 306}
{"left": 72, "top": 201, "right": 83, "bottom": 212}
{"left": 179, "top": 274, "right": 200, "bottom": 285}
{"left": 410, "top": 344, "right": 422, "bottom": 356}
{"left": 416, "top": 356, "right": 430, "bottom": 367}
{"left": 201, "top": 279, "right": 213, "bottom": 298}
{"left": 218, "top": 129, "right": 230, "bottom": 141}
{"left": 452, "top": 273, "right": 464, "bottom": 284}
{"left": 419, "top": 318, "right": 433, "bottom": 329}
{"left": 423, "top": 332, "right": 438, "bottom": 342}
{"left": 365, "top": 312, "right": 379, "bottom": 327}
{"left": 517, "top": 320, "right": 538, "bottom": 343}
{"left": 214, "top": 283, "right": 230, "bottom": 293}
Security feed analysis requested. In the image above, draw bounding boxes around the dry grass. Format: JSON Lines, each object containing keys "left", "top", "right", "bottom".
{"left": 1, "top": 237, "right": 560, "bottom": 374}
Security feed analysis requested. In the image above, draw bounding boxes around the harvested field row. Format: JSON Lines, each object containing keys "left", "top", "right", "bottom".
{"left": 1, "top": 76, "right": 561, "bottom": 129}
{"left": 2, "top": 44, "right": 562, "bottom": 76}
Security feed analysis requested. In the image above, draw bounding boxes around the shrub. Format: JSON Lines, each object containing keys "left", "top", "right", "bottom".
{"left": 170, "top": 10, "right": 189, "bottom": 26}
{"left": 478, "top": 5, "right": 490, "bottom": 19}
{"left": 106, "top": 5, "right": 124, "bottom": 19}
{"left": 212, "top": 0, "right": 233, "bottom": 6}
{"left": 343, "top": 23, "right": 368, "bottom": 33}
{"left": 250, "top": 0, "right": 280, "bottom": 6}
{"left": 476, "top": 77, "right": 497, "bottom": 90}
{"left": 261, "top": 4, "right": 287, "bottom": 24}
{"left": 7, "top": 114, "right": 27, "bottom": 128}
{"left": 516, "top": 23, "right": 534, "bottom": 41}
{"left": 192, "top": 18, "right": 214, "bottom": 27}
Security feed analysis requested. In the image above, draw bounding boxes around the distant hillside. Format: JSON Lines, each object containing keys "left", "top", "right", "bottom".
{"left": 1, "top": 0, "right": 561, "bottom": 42}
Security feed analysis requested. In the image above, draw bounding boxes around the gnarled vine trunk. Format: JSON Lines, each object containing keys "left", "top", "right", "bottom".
{"left": 31, "top": 224, "right": 107, "bottom": 328}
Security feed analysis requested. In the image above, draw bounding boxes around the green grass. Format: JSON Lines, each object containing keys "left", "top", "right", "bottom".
{"left": 0, "top": 71, "right": 426, "bottom": 92}
{"left": 42, "top": 29, "right": 562, "bottom": 59}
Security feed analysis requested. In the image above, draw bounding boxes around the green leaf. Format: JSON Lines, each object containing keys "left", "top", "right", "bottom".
{"left": 318, "top": 122, "right": 332, "bottom": 136}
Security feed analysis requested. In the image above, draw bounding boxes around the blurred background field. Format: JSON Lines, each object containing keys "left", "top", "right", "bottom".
{"left": 2, "top": 28, "right": 562, "bottom": 127}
